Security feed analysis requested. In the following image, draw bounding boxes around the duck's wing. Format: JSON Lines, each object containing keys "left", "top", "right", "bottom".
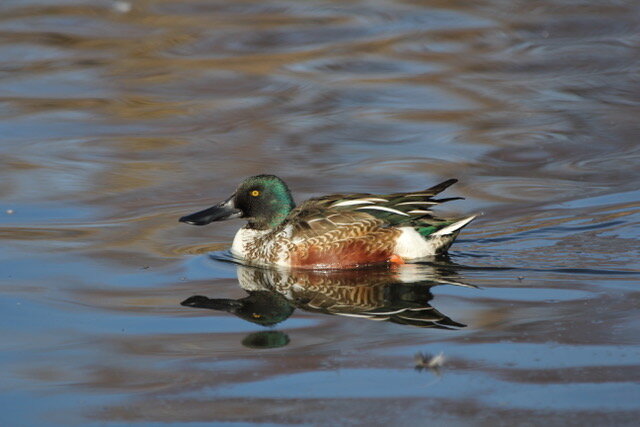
{"left": 287, "top": 179, "right": 464, "bottom": 238}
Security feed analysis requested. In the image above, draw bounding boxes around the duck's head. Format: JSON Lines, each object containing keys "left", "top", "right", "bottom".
{"left": 179, "top": 175, "right": 295, "bottom": 230}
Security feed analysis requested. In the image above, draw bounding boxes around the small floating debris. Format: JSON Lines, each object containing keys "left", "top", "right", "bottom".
{"left": 414, "top": 351, "right": 446, "bottom": 374}
{"left": 113, "top": 1, "right": 132, "bottom": 13}
{"left": 6, "top": 209, "right": 14, "bottom": 214}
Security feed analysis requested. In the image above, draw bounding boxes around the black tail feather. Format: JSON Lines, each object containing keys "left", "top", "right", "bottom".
{"left": 426, "top": 179, "right": 458, "bottom": 195}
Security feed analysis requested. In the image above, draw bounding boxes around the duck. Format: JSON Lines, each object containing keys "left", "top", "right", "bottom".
{"left": 179, "top": 174, "right": 476, "bottom": 269}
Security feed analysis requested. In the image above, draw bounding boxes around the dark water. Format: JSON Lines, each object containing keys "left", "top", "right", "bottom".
{"left": 1, "top": 0, "right": 639, "bottom": 425}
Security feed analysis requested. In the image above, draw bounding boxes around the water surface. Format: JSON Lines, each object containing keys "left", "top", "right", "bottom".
{"left": 1, "top": 0, "right": 639, "bottom": 425}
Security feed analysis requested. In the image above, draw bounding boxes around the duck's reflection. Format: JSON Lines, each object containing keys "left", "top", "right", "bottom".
{"left": 182, "top": 264, "right": 472, "bottom": 348}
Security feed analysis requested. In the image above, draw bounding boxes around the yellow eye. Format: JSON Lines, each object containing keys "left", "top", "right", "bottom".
{"left": 250, "top": 190, "right": 260, "bottom": 197}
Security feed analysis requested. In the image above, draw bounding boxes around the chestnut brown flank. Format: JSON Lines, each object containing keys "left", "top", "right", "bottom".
{"left": 290, "top": 237, "right": 398, "bottom": 269}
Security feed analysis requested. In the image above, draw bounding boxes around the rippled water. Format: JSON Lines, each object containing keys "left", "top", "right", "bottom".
{"left": 1, "top": 0, "right": 639, "bottom": 425}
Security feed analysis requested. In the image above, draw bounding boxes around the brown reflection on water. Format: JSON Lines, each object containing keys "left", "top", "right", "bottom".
{"left": 95, "top": 397, "right": 639, "bottom": 426}
{"left": 1, "top": 0, "right": 640, "bottom": 425}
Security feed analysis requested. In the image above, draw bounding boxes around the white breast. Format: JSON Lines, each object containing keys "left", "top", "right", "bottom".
{"left": 231, "top": 227, "right": 268, "bottom": 259}
{"left": 230, "top": 225, "right": 293, "bottom": 266}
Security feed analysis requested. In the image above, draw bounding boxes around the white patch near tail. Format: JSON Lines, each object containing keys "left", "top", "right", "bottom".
{"left": 395, "top": 227, "right": 443, "bottom": 258}
{"left": 394, "top": 215, "right": 477, "bottom": 259}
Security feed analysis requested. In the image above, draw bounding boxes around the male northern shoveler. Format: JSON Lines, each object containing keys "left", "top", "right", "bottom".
{"left": 179, "top": 175, "right": 476, "bottom": 269}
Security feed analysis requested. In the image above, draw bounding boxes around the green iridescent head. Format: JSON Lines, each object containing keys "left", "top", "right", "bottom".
{"left": 232, "top": 175, "right": 295, "bottom": 229}
{"left": 179, "top": 175, "right": 295, "bottom": 230}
